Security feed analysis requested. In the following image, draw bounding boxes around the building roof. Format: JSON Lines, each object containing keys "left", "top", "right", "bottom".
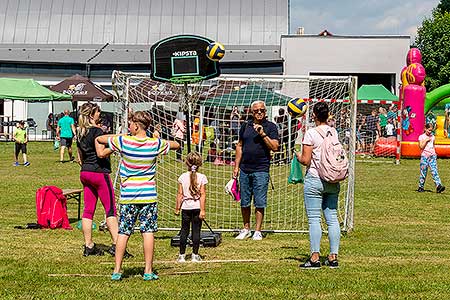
{"left": 0, "top": 43, "right": 282, "bottom": 64}
{"left": 0, "top": 0, "right": 288, "bottom": 46}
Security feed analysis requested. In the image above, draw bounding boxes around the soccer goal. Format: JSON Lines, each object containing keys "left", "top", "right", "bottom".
{"left": 111, "top": 71, "right": 357, "bottom": 233}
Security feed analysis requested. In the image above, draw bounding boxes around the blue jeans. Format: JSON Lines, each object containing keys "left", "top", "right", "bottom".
{"left": 303, "top": 173, "right": 340, "bottom": 254}
{"left": 239, "top": 170, "right": 269, "bottom": 208}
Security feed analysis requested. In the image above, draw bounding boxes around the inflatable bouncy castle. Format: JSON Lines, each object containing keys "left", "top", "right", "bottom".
{"left": 400, "top": 48, "right": 450, "bottom": 157}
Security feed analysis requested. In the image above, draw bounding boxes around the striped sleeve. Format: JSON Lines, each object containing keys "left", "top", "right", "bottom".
{"left": 108, "top": 136, "right": 122, "bottom": 152}
{"left": 159, "top": 139, "right": 170, "bottom": 155}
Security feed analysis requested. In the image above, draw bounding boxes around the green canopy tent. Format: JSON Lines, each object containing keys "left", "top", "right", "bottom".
{"left": 0, "top": 78, "right": 72, "bottom": 139}
{"left": 196, "top": 84, "right": 292, "bottom": 153}
{"left": 201, "top": 84, "right": 292, "bottom": 107}
{"left": 356, "top": 84, "right": 398, "bottom": 101}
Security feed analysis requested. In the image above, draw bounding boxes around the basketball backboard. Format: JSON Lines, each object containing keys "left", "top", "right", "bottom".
{"left": 150, "top": 35, "right": 221, "bottom": 83}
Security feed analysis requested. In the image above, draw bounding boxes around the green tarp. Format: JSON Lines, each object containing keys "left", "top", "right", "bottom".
{"left": 201, "top": 84, "right": 291, "bottom": 107}
{"left": 0, "top": 78, "right": 72, "bottom": 101}
{"left": 357, "top": 84, "right": 398, "bottom": 101}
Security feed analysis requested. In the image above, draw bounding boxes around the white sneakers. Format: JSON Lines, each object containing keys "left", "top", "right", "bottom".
{"left": 177, "top": 254, "right": 186, "bottom": 263}
{"left": 177, "top": 253, "right": 202, "bottom": 263}
{"left": 235, "top": 228, "right": 252, "bottom": 239}
{"left": 252, "top": 231, "right": 263, "bottom": 241}
{"left": 191, "top": 254, "right": 202, "bottom": 262}
{"left": 235, "top": 229, "right": 263, "bottom": 240}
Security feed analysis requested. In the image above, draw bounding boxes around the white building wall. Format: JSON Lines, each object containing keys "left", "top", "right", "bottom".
{"left": 281, "top": 35, "right": 411, "bottom": 90}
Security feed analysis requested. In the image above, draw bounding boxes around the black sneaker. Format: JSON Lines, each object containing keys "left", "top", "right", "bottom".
{"left": 83, "top": 244, "right": 104, "bottom": 256}
{"left": 417, "top": 187, "right": 425, "bottom": 192}
{"left": 108, "top": 244, "right": 134, "bottom": 258}
{"left": 299, "top": 258, "right": 321, "bottom": 269}
{"left": 324, "top": 257, "right": 339, "bottom": 269}
{"left": 437, "top": 185, "right": 445, "bottom": 193}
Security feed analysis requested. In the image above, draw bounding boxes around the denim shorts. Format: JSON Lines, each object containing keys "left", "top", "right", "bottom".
{"left": 239, "top": 170, "right": 269, "bottom": 208}
{"left": 118, "top": 203, "right": 158, "bottom": 235}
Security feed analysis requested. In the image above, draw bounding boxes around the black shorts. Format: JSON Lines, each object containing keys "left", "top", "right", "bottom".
{"left": 15, "top": 143, "right": 27, "bottom": 156}
{"left": 60, "top": 137, "right": 73, "bottom": 147}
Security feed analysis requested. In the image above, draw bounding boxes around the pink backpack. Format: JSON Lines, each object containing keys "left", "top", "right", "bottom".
{"left": 36, "top": 186, "right": 72, "bottom": 230}
{"left": 316, "top": 127, "right": 349, "bottom": 183}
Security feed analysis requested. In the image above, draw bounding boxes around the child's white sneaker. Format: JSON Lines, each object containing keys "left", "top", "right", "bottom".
{"left": 252, "top": 231, "right": 263, "bottom": 240}
{"left": 177, "top": 254, "right": 186, "bottom": 263}
{"left": 235, "top": 228, "right": 251, "bottom": 240}
{"left": 191, "top": 254, "right": 202, "bottom": 263}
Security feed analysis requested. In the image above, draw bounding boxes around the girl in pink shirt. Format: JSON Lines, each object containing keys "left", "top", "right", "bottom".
{"left": 175, "top": 152, "right": 208, "bottom": 262}
{"left": 418, "top": 123, "right": 445, "bottom": 193}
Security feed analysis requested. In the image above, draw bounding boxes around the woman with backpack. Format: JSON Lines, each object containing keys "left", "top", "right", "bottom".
{"left": 296, "top": 102, "right": 341, "bottom": 269}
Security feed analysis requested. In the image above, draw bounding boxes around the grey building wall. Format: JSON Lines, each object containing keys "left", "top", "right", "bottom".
{"left": 0, "top": 0, "right": 288, "bottom": 46}
{"left": 281, "top": 35, "right": 411, "bottom": 92}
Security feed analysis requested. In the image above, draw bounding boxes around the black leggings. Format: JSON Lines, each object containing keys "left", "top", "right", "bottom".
{"left": 179, "top": 209, "right": 202, "bottom": 255}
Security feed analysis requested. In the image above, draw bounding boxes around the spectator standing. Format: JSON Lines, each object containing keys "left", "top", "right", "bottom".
{"left": 13, "top": 121, "right": 30, "bottom": 167}
{"left": 172, "top": 117, "right": 186, "bottom": 161}
{"left": 233, "top": 101, "right": 279, "bottom": 240}
{"left": 56, "top": 109, "right": 76, "bottom": 163}
{"left": 230, "top": 106, "right": 241, "bottom": 141}
{"left": 296, "top": 102, "right": 341, "bottom": 269}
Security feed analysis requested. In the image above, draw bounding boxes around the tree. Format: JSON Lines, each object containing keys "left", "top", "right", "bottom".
{"left": 437, "top": 0, "right": 450, "bottom": 13}
{"left": 415, "top": 9, "right": 450, "bottom": 91}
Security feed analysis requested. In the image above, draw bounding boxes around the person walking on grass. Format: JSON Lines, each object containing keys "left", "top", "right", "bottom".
{"left": 417, "top": 123, "right": 445, "bottom": 193}
{"left": 56, "top": 109, "right": 76, "bottom": 163}
{"left": 96, "top": 111, "right": 179, "bottom": 281}
{"left": 296, "top": 102, "right": 340, "bottom": 269}
{"left": 13, "top": 121, "right": 30, "bottom": 167}
{"left": 175, "top": 152, "right": 207, "bottom": 263}
{"left": 76, "top": 103, "right": 132, "bottom": 258}
{"left": 233, "top": 100, "right": 279, "bottom": 241}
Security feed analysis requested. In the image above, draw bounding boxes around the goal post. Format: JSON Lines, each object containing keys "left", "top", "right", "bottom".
{"left": 111, "top": 71, "right": 357, "bottom": 233}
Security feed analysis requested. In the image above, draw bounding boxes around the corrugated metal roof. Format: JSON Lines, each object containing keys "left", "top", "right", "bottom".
{"left": 0, "top": 0, "right": 288, "bottom": 46}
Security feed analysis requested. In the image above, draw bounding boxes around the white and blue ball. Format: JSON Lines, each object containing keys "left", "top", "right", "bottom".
{"left": 287, "top": 98, "right": 308, "bottom": 118}
{"left": 206, "top": 42, "right": 225, "bottom": 61}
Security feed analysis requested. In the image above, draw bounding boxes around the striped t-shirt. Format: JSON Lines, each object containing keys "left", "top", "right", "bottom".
{"left": 108, "top": 135, "right": 170, "bottom": 204}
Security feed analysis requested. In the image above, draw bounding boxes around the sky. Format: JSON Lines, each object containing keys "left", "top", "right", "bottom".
{"left": 290, "top": 0, "right": 440, "bottom": 40}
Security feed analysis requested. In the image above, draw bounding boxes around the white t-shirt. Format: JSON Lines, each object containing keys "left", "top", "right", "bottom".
{"left": 385, "top": 123, "right": 395, "bottom": 136}
{"left": 178, "top": 171, "right": 208, "bottom": 210}
{"left": 302, "top": 124, "right": 336, "bottom": 178}
{"left": 418, "top": 133, "right": 436, "bottom": 157}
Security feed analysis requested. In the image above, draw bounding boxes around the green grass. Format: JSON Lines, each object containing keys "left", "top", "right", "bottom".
{"left": 2, "top": 142, "right": 450, "bottom": 299}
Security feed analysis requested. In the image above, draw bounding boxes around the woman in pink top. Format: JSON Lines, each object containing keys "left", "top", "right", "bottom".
{"left": 418, "top": 123, "right": 445, "bottom": 193}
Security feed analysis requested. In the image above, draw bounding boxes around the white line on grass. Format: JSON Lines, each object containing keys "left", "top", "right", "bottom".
{"left": 99, "top": 259, "right": 260, "bottom": 265}
{"left": 48, "top": 271, "right": 209, "bottom": 278}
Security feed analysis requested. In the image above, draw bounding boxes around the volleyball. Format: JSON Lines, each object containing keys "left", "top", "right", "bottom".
{"left": 206, "top": 42, "right": 225, "bottom": 61}
{"left": 287, "top": 98, "right": 308, "bottom": 118}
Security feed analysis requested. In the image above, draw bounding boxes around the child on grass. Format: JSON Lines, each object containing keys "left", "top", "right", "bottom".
{"left": 95, "top": 111, "right": 179, "bottom": 281}
{"left": 13, "top": 121, "right": 30, "bottom": 166}
{"left": 418, "top": 123, "right": 445, "bottom": 193}
{"left": 175, "top": 152, "right": 207, "bottom": 263}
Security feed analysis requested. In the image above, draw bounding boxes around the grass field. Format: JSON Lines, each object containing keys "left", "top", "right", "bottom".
{"left": 2, "top": 141, "right": 450, "bottom": 299}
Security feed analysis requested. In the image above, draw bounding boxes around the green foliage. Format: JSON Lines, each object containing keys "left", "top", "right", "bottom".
{"left": 415, "top": 10, "right": 450, "bottom": 91}
{"left": 4, "top": 142, "right": 450, "bottom": 299}
{"left": 437, "top": 0, "right": 450, "bottom": 13}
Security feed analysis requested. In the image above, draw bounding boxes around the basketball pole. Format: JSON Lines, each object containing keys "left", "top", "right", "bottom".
{"left": 183, "top": 82, "right": 192, "bottom": 154}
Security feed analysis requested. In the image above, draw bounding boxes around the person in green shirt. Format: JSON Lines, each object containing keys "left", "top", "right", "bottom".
{"left": 13, "top": 121, "right": 30, "bottom": 167}
{"left": 56, "top": 110, "right": 76, "bottom": 163}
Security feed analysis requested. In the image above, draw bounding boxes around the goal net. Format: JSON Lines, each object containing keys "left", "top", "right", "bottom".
{"left": 111, "top": 71, "right": 357, "bottom": 233}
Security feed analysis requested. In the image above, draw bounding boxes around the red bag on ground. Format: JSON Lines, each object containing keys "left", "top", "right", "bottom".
{"left": 36, "top": 186, "right": 72, "bottom": 230}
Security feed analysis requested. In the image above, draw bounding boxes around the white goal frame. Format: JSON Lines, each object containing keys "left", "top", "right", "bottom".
{"left": 111, "top": 71, "right": 357, "bottom": 233}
